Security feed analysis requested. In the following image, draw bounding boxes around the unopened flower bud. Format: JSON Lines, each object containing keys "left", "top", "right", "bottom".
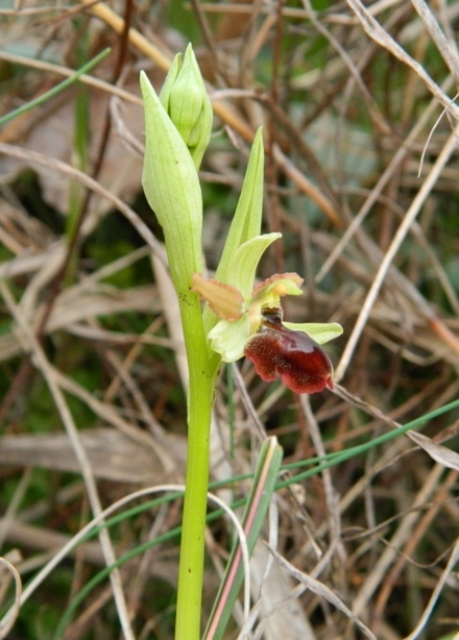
{"left": 160, "top": 44, "right": 212, "bottom": 169}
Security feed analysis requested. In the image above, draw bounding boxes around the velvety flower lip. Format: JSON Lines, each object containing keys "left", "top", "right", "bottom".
{"left": 244, "top": 307, "right": 334, "bottom": 394}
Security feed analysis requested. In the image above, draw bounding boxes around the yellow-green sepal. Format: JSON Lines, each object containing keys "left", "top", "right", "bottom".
{"left": 208, "top": 316, "right": 250, "bottom": 362}
{"left": 283, "top": 321, "right": 343, "bottom": 344}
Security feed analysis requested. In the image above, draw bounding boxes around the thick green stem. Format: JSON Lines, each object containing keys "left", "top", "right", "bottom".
{"left": 174, "top": 291, "right": 219, "bottom": 640}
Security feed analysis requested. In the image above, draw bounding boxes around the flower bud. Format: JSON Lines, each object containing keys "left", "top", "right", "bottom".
{"left": 160, "top": 44, "right": 212, "bottom": 169}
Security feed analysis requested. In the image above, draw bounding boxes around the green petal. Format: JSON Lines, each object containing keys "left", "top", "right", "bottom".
{"left": 208, "top": 316, "right": 250, "bottom": 362}
{"left": 282, "top": 322, "right": 343, "bottom": 345}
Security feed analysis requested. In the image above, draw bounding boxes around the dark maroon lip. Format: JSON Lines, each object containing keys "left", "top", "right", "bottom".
{"left": 244, "top": 308, "right": 333, "bottom": 394}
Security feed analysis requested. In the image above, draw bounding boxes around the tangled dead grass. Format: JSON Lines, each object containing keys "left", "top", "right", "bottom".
{"left": 1, "top": 1, "right": 459, "bottom": 639}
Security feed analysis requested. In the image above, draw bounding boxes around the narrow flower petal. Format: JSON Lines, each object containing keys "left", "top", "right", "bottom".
{"left": 192, "top": 274, "right": 244, "bottom": 320}
{"left": 252, "top": 272, "right": 304, "bottom": 297}
{"left": 244, "top": 309, "right": 334, "bottom": 394}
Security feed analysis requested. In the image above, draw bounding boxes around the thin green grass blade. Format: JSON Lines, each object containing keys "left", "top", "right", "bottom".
{"left": 66, "top": 39, "right": 91, "bottom": 244}
{"left": 43, "top": 397, "right": 459, "bottom": 639}
{"left": 203, "top": 437, "right": 283, "bottom": 640}
{"left": 52, "top": 524, "right": 183, "bottom": 640}
{"left": 0, "top": 48, "right": 110, "bottom": 127}
{"left": 278, "top": 396, "right": 459, "bottom": 488}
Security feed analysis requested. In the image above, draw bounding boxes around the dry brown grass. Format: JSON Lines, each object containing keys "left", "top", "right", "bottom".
{"left": 1, "top": 1, "right": 459, "bottom": 639}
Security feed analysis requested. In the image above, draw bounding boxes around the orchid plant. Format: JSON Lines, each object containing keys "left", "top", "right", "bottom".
{"left": 140, "top": 45, "right": 342, "bottom": 640}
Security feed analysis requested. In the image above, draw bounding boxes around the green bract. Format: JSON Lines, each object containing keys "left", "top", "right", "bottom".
{"left": 215, "top": 128, "right": 265, "bottom": 282}
{"left": 201, "top": 127, "right": 267, "bottom": 337}
{"left": 140, "top": 69, "right": 204, "bottom": 291}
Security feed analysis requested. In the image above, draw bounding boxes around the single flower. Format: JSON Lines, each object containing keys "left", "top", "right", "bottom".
{"left": 192, "top": 263, "right": 342, "bottom": 394}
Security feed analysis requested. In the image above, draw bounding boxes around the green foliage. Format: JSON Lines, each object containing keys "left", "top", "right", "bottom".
{"left": 165, "top": 0, "right": 200, "bottom": 41}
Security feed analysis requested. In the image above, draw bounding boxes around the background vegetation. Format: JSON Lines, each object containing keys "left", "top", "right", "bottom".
{"left": 1, "top": 0, "right": 459, "bottom": 639}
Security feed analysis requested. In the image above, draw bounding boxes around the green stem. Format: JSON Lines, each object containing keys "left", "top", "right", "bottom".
{"left": 175, "top": 291, "right": 219, "bottom": 640}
